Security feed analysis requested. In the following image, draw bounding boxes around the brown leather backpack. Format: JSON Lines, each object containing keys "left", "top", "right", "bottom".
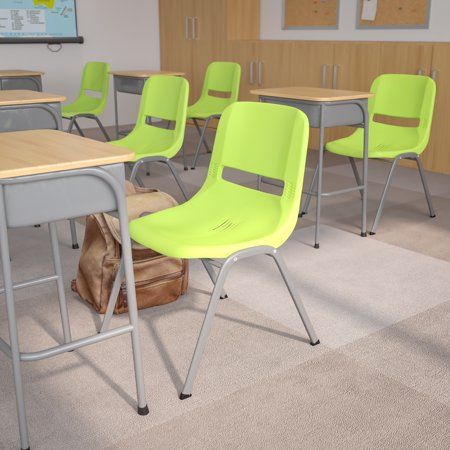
{"left": 72, "top": 183, "right": 188, "bottom": 314}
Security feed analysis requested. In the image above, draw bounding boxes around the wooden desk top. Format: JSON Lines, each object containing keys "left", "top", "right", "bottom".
{"left": 0, "top": 130, "right": 135, "bottom": 179}
{"left": 109, "top": 69, "right": 185, "bottom": 78}
{"left": 0, "top": 70, "right": 44, "bottom": 77}
{"left": 251, "top": 86, "right": 374, "bottom": 102}
{"left": 0, "top": 90, "right": 66, "bottom": 106}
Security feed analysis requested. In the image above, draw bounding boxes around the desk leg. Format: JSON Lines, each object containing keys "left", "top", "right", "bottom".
{"left": 116, "top": 189, "right": 149, "bottom": 415}
{"left": 0, "top": 186, "right": 30, "bottom": 450}
{"left": 114, "top": 77, "right": 120, "bottom": 140}
{"left": 361, "top": 114, "right": 369, "bottom": 237}
{"left": 314, "top": 107, "right": 325, "bottom": 249}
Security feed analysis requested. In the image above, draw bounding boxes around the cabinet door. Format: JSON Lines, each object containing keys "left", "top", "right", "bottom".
{"left": 159, "top": 0, "right": 195, "bottom": 100}
{"left": 427, "top": 45, "right": 450, "bottom": 175}
{"left": 191, "top": 0, "right": 228, "bottom": 100}
{"left": 290, "top": 41, "right": 334, "bottom": 87}
{"left": 329, "top": 42, "right": 381, "bottom": 143}
{"left": 254, "top": 41, "right": 293, "bottom": 89}
{"left": 224, "top": 40, "right": 258, "bottom": 101}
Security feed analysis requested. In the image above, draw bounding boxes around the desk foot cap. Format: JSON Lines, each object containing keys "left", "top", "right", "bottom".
{"left": 34, "top": 224, "right": 41, "bottom": 228}
{"left": 184, "top": 167, "right": 188, "bottom": 171}
{"left": 21, "top": 447, "right": 30, "bottom": 450}
{"left": 220, "top": 294, "right": 228, "bottom": 300}
{"left": 138, "top": 405, "right": 149, "bottom": 416}
{"left": 179, "top": 393, "right": 192, "bottom": 400}
{"left": 310, "top": 340, "right": 320, "bottom": 346}
{"left": 314, "top": 244, "right": 320, "bottom": 249}
{"left": 430, "top": 214, "right": 436, "bottom": 218}
{"left": 369, "top": 232, "right": 376, "bottom": 236}
{"left": 190, "top": 167, "right": 196, "bottom": 170}
{"left": 72, "top": 244, "right": 80, "bottom": 250}
{"left": 361, "top": 232, "right": 367, "bottom": 237}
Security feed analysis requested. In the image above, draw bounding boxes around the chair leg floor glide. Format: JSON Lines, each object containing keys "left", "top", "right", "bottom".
{"left": 179, "top": 246, "right": 319, "bottom": 400}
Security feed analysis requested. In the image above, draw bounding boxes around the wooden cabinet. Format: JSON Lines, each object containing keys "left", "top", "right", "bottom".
{"left": 427, "top": 44, "right": 450, "bottom": 175}
{"left": 159, "top": 0, "right": 259, "bottom": 103}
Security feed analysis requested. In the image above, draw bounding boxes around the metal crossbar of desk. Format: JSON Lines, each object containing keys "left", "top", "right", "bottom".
{"left": 0, "top": 165, "right": 148, "bottom": 450}
{"left": 257, "top": 95, "right": 369, "bottom": 248}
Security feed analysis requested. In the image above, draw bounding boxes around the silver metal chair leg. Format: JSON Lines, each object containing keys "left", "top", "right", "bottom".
{"left": 370, "top": 157, "right": 400, "bottom": 235}
{"left": 69, "top": 219, "right": 79, "bottom": 249}
{"left": 349, "top": 157, "right": 364, "bottom": 200}
{"left": 300, "top": 163, "right": 319, "bottom": 217}
{"left": 180, "top": 255, "right": 234, "bottom": 399}
{"left": 191, "top": 117, "right": 212, "bottom": 169}
{"left": 73, "top": 118, "right": 85, "bottom": 137}
{"left": 67, "top": 117, "right": 76, "bottom": 134}
{"left": 49, "top": 222, "right": 72, "bottom": 344}
{"left": 415, "top": 156, "right": 436, "bottom": 218}
{"left": 92, "top": 116, "right": 111, "bottom": 142}
{"left": 145, "top": 161, "right": 151, "bottom": 176}
{"left": 166, "top": 159, "right": 189, "bottom": 201}
{"left": 193, "top": 118, "right": 211, "bottom": 153}
{"left": 201, "top": 259, "right": 228, "bottom": 299}
{"left": 270, "top": 249, "right": 319, "bottom": 345}
{"left": 0, "top": 188, "right": 30, "bottom": 450}
{"left": 100, "top": 259, "right": 124, "bottom": 333}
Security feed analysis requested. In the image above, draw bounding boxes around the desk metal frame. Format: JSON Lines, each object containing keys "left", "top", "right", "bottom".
{"left": 0, "top": 166, "right": 148, "bottom": 450}
{"left": 0, "top": 75, "right": 42, "bottom": 92}
{"left": 0, "top": 101, "right": 79, "bottom": 249}
{"left": 258, "top": 95, "right": 369, "bottom": 248}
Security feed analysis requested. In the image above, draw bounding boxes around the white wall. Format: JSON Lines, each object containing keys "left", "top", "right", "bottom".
{"left": 261, "top": 0, "right": 450, "bottom": 42}
{"left": 0, "top": 0, "right": 160, "bottom": 127}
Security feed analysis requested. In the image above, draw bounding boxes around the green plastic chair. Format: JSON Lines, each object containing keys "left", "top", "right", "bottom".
{"left": 129, "top": 101, "right": 320, "bottom": 399}
{"left": 323, "top": 74, "right": 436, "bottom": 234}
{"left": 109, "top": 75, "right": 190, "bottom": 199}
{"left": 62, "top": 62, "right": 111, "bottom": 141}
{"left": 188, "top": 61, "right": 241, "bottom": 169}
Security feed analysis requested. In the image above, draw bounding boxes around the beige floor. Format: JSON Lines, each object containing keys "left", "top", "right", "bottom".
{"left": 0, "top": 123, "right": 449, "bottom": 449}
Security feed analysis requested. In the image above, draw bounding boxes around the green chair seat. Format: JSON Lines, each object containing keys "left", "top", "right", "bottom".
{"left": 62, "top": 97, "right": 105, "bottom": 118}
{"left": 327, "top": 122, "right": 422, "bottom": 159}
{"left": 130, "top": 181, "right": 285, "bottom": 259}
{"left": 187, "top": 96, "right": 234, "bottom": 120}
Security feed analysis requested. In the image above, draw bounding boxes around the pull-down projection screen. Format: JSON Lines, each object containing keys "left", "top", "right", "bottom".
{"left": 0, "top": 0, "right": 83, "bottom": 44}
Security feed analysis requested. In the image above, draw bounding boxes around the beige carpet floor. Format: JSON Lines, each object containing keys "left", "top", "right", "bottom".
{"left": 0, "top": 124, "right": 449, "bottom": 449}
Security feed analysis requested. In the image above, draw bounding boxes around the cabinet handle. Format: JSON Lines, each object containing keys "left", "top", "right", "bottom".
{"left": 185, "top": 17, "right": 191, "bottom": 40}
{"left": 417, "top": 68, "right": 424, "bottom": 75}
{"left": 332, "top": 64, "right": 339, "bottom": 89}
{"left": 192, "top": 16, "right": 198, "bottom": 40}
{"left": 249, "top": 61, "right": 255, "bottom": 84}
{"left": 321, "top": 64, "right": 329, "bottom": 88}
{"left": 258, "top": 61, "right": 263, "bottom": 86}
{"left": 431, "top": 69, "right": 438, "bottom": 80}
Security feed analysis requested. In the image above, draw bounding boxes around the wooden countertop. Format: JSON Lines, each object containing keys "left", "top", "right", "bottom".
{"left": 0, "top": 70, "right": 44, "bottom": 77}
{"left": 251, "top": 86, "right": 374, "bottom": 102}
{"left": 0, "top": 130, "right": 135, "bottom": 179}
{"left": 0, "top": 90, "right": 66, "bottom": 106}
{"left": 109, "top": 69, "right": 185, "bottom": 78}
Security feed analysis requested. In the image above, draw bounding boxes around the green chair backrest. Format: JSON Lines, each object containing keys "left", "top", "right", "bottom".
{"left": 77, "top": 61, "right": 110, "bottom": 113}
{"left": 198, "top": 61, "right": 241, "bottom": 104}
{"left": 205, "top": 101, "right": 309, "bottom": 235}
{"left": 369, "top": 74, "right": 436, "bottom": 143}
{"left": 131, "top": 75, "right": 189, "bottom": 157}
